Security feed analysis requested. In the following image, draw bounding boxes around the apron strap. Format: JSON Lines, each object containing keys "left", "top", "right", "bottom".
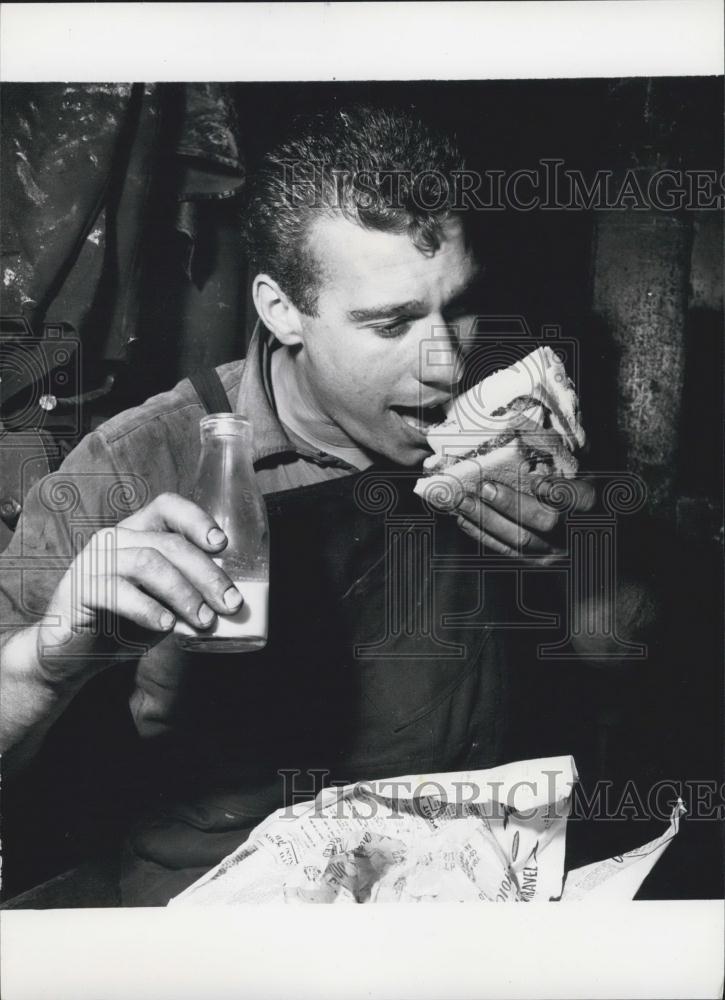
{"left": 188, "top": 368, "right": 234, "bottom": 415}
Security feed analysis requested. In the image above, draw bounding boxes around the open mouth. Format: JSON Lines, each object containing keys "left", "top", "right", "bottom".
{"left": 391, "top": 402, "right": 448, "bottom": 435}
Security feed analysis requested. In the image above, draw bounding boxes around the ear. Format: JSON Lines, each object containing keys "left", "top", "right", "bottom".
{"left": 252, "top": 274, "right": 303, "bottom": 347}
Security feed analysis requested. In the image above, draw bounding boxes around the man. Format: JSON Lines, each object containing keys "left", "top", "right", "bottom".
{"left": 0, "top": 105, "right": 623, "bottom": 904}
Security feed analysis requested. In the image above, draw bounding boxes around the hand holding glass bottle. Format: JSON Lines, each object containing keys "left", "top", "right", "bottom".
{"left": 174, "top": 413, "right": 270, "bottom": 653}
{"left": 16, "top": 488, "right": 243, "bottom": 696}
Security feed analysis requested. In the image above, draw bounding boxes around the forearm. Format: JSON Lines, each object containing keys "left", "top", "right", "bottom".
{"left": 571, "top": 513, "right": 664, "bottom": 661}
{"left": 568, "top": 574, "right": 661, "bottom": 662}
{"left": 523, "top": 565, "right": 661, "bottom": 662}
{"left": 0, "top": 627, "right": 86, "bottom": 775}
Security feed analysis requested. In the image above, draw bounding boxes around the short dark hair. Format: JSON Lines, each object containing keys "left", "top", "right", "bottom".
{"left": 244, "top": 104, "right": 466, "bottom": 315}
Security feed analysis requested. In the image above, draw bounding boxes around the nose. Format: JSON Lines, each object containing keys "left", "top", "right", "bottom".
{"left": 416, "top": 319, "right": 465, "bottom": 392}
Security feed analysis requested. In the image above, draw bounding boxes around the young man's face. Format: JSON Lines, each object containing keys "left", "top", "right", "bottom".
{"left": 294, "top": 212, "right": 480, "bottom": 466}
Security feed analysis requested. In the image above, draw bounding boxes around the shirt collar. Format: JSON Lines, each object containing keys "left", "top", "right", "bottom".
{"left": 236, "top": 319, "right": 354, "bottom": 471}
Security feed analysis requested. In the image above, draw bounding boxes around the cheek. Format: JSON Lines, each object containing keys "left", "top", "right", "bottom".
{"left": 347, "top": 358, "right": 396, "bottom": 413}
{"left": 319, "top": 346, "right": 364, "bottom": 395}
{"left": 312, "top": 332, "right": 395, "bottom": 402}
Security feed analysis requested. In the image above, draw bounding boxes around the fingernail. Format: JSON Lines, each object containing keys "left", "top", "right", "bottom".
{"left": 459, "top": 496, "right": 476, "bottom": 515}
{"left": 159, "top": 610, "right": 175, "bottom": 630}
{"left": 198, "top": 603, "right": 215, "bottom": 626}
{"left": 481, "top": 481, "right": 497, "bottom": 502}
{"left": 223, "top": 586, "right": 242, "bottom": 611}
{"left": 207, "top": 527, "right": 226, "bottom": 547}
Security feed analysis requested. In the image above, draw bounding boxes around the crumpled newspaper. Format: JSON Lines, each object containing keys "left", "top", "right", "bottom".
{"left": 169, "top": 756, "right": 684, "bottom": 905}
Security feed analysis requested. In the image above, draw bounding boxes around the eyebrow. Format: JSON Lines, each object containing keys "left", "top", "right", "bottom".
{"left": 347, "top": 299, "right": 427, "bottom": 323}
{"left": 347, "top": 268, "right": 485, "bottom": 325}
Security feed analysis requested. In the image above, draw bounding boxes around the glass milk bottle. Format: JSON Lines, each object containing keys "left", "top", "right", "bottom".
{"left": 175, "top": 413, "right": 269, "bottom": 653}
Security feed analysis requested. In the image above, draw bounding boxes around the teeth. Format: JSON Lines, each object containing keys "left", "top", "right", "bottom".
{"left": 402, "top": 414, "right": 428, "bottom": 433}
{"left": 396, "top": 404, "right": 447, "bottom": 435}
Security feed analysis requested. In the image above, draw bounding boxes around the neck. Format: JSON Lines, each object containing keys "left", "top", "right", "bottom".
{"left": 271, "top": 346, "right": 373, "bottom": 469}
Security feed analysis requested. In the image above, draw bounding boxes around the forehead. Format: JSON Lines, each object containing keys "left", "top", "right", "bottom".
{"left": 309, "top": 213, "right": 478, "bottom": 312}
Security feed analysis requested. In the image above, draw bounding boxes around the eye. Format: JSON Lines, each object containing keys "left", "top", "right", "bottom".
{"left": 372, "top": 319, "right": 412, "bottom": 339}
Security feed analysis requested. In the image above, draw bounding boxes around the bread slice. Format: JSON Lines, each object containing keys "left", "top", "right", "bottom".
{"left": 414, "top": 346, "right": 585, "bottom": 508}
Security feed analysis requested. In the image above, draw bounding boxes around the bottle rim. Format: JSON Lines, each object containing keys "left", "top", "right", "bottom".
{"left": 199, "top": 413, "right": 252, "bottom": 435}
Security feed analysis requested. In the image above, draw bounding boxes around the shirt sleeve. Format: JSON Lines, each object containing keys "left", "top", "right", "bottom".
{"left": 0, "top": 431, "right": 161, "bottom": 871}
{"left": 0, "top": 429, "right": 151, "bottom": 635}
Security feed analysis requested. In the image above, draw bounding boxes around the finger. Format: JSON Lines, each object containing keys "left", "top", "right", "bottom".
{"left": 122, "top": 493, "right": 228, "bottom": 552}
{"left": 471, "top": 480, "right": 560, "bottom": 535}
{"left": 114, "top": 547, "right": 217, "bottom": 629}
{"left": 456, "top": 515, "right": 513, "bottom": 554}
{"left": 535, "top": 476, "right": 597, "bottom": 512}
{"left": 72, "top": 575, "right": 177, "bottom": 634}
{"left": 114, "top": 528, "right": 243, "bottom": 617}
{"left": 456, "top": 494, "right": 552, "bottom": 553}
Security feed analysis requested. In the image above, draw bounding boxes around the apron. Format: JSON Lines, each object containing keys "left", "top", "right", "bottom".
{"left": 120, "top": 466, "right": 514, "bottom": 903}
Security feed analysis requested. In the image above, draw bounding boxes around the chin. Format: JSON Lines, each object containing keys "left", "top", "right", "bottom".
{"left": 354, "top": 423, "right": 430, "bottom": 468}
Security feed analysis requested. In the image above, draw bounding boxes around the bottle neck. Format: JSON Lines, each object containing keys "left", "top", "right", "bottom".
{"left": 194, "top": 417, "right": 259, "bottom": 522}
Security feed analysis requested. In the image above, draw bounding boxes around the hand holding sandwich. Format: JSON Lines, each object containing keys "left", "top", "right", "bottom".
{"left": 414, "top": 346, "right": 594, "bottom": 560}
{"left": 414, "top": 345, "right": 660, "bottom": 655}
{"left": 453, "top": 461, "right": 597, "bottom": 559}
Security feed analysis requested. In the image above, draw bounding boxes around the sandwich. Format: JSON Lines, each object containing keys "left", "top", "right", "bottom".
{"left": 413, "top": 346, "right": 586, "bottom": 509}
